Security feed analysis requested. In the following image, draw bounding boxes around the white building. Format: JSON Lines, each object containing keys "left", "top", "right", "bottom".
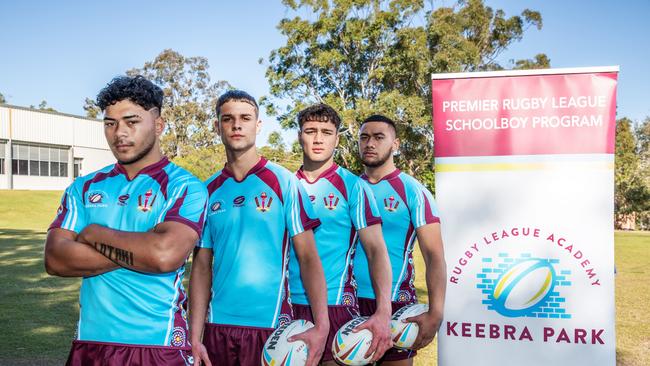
{"left": 0, "top": 104, "right": 115, "bottom": 190}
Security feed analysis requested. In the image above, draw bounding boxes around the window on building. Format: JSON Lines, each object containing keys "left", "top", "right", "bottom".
{"left": 11, "top": 143, "right": 70, "bottom": 177}
{"left": 74, "top": 158, "right": 83, "bottom": 177}
{"left": 0, "top": 141, "right": 5, "bottom": 175}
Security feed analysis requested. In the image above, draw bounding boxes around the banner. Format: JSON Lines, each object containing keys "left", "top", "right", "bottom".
{"left": 433, "top": 67, "right": 618, "bottom": 366}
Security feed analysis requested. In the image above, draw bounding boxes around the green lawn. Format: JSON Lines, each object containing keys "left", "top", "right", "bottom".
{"left": 0, "top": 190, "right": 648, "bottom": 365}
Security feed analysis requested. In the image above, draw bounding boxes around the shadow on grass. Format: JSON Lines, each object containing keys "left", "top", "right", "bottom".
{"left": 0, "top": 228, "right": 78, "bottom": 363}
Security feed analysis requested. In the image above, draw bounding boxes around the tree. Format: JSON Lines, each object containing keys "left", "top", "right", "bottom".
{"left": 261, "top": 131, "right": 302, "bottom": 171}
{"left": 615, "top": 117, "right": 650, "bottom": 228}
{"left": 83, "top": 97, "right": 101, "bottom": 119}
{"left": 0, "top": 92, "right": 5, "bottom": 104}
{"left": 268, "top": 131, "right": 286, "bottom": 151}
{"left": 173, "top": 145, "right": 227, "bottom": 181}
{"left": 126, "top": 49, "right": 230, "bottom": 159}
{"left": 513, "top": 54, "right": 551, "bottom": 70}
{"left": 636, "top": 117, "right": 650, "bottom": 176}
{"left": 263, "top": 0, "right": 546, "bottom": 190}
{"left": 31, "top": 100, "right": 57, "bottom": 112}
{"left": 634, "top": 117, "right": 650, "bottom": 229}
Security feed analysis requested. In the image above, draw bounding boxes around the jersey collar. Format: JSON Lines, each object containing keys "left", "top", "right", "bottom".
{"left": 222, "top": 156, "right": 268, "bottom": 182}
{"left": 361, "top": 168, "right": 401, "bottom": 184}
{"left": 114, "top": 157, "right": 170, "bottom": 181}
{"left": 296, "top": 162, "right": 339, "bottom": 184}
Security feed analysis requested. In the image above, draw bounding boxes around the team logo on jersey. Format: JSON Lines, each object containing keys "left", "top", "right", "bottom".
{"left": 255, "top": 192, "right": 273, "bottom": 212}
{"left": 171, "top": 326, "right": 186, "bottom": 347}
{"left": 341, "top": 292, "right": 356, "bottom": 307}
{"left": 233, "top": 195, "right": 246, "bottom": 207}
{"left": 397, "top": 290, "right": 413, "bottom": 303}
{"left": 137, "top": 189, "right": 157, "bottom": 212}
{"left": 277, "top": 313, "right": 292, "bottom": 327}
{"left": 324, "top": 192, "right": 340, "bottom": 210}
{"left": 384, "top": 195, "right": 400, "bottom": 212}
{"left": 86, "top": 191, "right": 108, "bottom": 208}
{"left": 309, "top": 195, "right": 316, "bottom": 203}
{"left": 117, "top": 194, "right": 130, "bottom": 206}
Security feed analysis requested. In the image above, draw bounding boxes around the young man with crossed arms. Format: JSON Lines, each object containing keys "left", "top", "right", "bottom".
{"left": 45, "top": 75, "right": 207, "bottom": 365}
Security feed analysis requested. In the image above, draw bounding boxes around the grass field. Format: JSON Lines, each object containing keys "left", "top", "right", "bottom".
{"left": 0, "top": 190, "right": 648, "bottom": 365}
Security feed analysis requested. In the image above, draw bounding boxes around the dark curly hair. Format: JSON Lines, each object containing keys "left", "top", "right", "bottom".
{"left": 297, "top": 104, "right": 341, "bottom": 131}
{"left": 96, "top": 75, "right": 164, "bottom": 112}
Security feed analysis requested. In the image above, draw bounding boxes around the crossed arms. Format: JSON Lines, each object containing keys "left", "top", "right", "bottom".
{"left": 44, "top": 221, "right": 199, "bottom": 276}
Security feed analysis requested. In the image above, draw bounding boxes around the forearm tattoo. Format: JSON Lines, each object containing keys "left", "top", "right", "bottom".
{"left": 94, "top": 242, "right": 134, "bottom": 266}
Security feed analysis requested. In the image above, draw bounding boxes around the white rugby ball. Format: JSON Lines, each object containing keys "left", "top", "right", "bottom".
{"left": 390, "top": 303, "right": 429, "bottom": 349}
{"left": 261, "top": 319, "right": 314, "bottom": 366}
{"left": 332, "top": 316, "right": 373, "bottom": 365}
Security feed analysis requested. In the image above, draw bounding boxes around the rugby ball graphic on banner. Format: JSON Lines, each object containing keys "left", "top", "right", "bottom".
{"left": 332, "top": 317, "right": 373, "bottom": 365}
{"left": 390, "top": 303, "right": 429, "bottom": 349}
{"left": 491, "top": 259, "right": 556, "bottom": 316}
{"left": 261, "top": 319, "right": 314, "bottom": 366}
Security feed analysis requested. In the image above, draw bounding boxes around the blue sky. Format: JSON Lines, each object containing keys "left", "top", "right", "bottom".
{"left": 1, "top": 0, "right": 648, "bottom": 145}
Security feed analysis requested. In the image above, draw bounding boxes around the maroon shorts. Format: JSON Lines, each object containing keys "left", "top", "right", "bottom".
{"left": 65, "top": 340, "right": 192, "bottom": 366}
{"left": 293, "top": 303, "right": 360, "bottom": 362}
{"left": 358, "top": 297, "right": 417, "bottom": 362}
{"left": 202, "top": 323, "right": 273, "bottom": 366}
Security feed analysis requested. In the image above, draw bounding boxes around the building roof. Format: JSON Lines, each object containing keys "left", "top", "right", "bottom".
{"left": 0, "top": 103, "right": 102, "bottom": 123}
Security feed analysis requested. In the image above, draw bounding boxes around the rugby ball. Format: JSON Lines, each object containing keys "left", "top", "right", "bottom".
{"left": 261, "top": 319, "right": 314, "bottom": 366}
{"left": 332, "top": 317, "right": 373, "bottom": 365}
{"left": 390, "top": 303, "right": 429, "bottom": 349}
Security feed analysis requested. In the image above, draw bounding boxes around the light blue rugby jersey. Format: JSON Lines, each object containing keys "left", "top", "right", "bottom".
{"left": 49, "top": 157, "right": 208, "bottom": 347}
{"left": 199, "top": 157, "right": 320, "bottom": 329}
{"left": 354, "top": 169, "right": 440, "bottom": 303}
{"left": 289, "top": 164, "right": 382, "bottom": 306}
